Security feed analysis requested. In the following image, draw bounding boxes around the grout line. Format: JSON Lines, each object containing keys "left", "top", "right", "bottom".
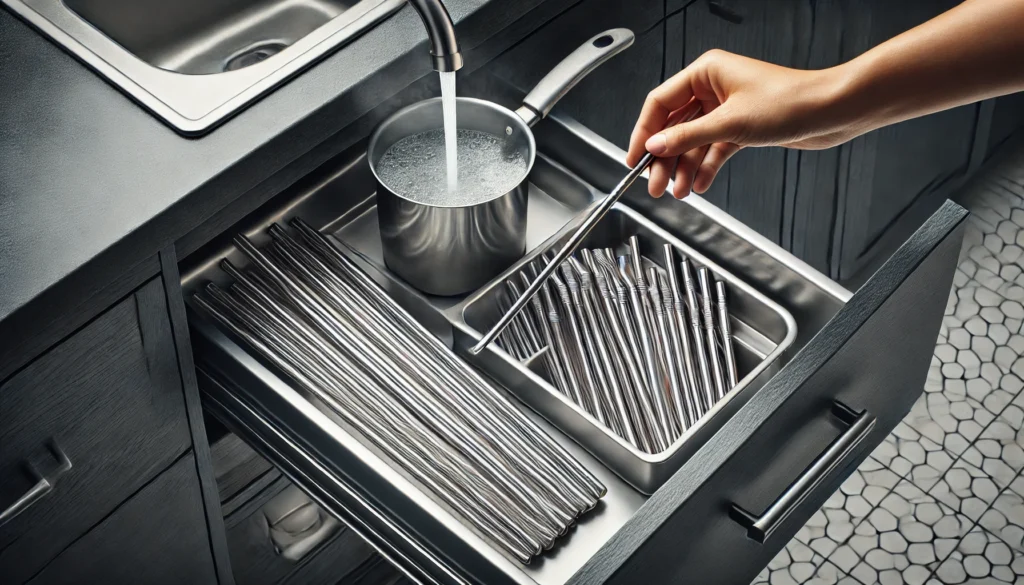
{"left": 809, "top": 455, "right": 926, "bottom": 581}
{"left": 869, "top": 455, "right": 980, "bottom": 583}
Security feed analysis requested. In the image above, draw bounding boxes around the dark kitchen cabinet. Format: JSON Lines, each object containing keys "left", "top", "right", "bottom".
{"left": 683, "top": 0, "right": 814, "bottom": 246}
{"left": 987, "top": 93, "right": 1024, "bottom": 160}
{"left": 829, "top": 0, "right": 977, "bottom": 282}
{"left": 682, "top": 0, "right": 981, "bottom": 282}
{"left": 0, "top": 278, "right": 193, "bottom": 583}
{"left": 224, "top": 476, "right": 379, "bottom": 585}
{"left": 0, "top": 259, "right": 227, "bottom": 585}
{"left": 26, "top": 453, "right": 217, "bottom": 585}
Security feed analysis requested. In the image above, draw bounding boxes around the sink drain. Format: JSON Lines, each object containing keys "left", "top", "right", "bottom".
{"left": 223, "top": 42, "right": 287, "bottom": 72}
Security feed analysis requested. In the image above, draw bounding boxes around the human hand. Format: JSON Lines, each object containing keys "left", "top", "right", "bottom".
{"left": 628, "top": 50, "right": 860, "bottom": 198}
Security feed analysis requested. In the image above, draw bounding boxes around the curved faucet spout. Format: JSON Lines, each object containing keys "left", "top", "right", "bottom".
{"left": 407, "top": 0, "right": 463, "bottom": 72}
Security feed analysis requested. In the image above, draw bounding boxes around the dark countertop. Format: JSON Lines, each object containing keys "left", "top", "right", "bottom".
{"left": 0, "top": 0, "right": 573, "bottom": 374}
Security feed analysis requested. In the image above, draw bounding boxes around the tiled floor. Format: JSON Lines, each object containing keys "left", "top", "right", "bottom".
{"left": 752, "top": 143, "right": 1024, "bottom": 585}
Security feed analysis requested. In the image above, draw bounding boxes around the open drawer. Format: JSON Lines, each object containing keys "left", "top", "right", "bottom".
{"left": 184, "top": 114, "right": 966, "bottom": 585}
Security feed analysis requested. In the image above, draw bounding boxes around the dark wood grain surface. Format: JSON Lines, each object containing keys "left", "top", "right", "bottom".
{"left": 0, "top": 276, "right": 191, "bottom": 584}
{"left": 987, "top": 94, "right": 1024, "bottom": 159}
{"left": 684, "top": 0, "right": 813, "bottom": 246}
{"left": 829, "top": 0, "right": 975, "bottom": 281}
{"left": 785, "top": 0, "right": 844, "bottom": 276}
{"left": 211, "top": 430, "right": 278, "bottom": 506}
{"left": 26, "top": 452, "right": 217, "bottom": 585}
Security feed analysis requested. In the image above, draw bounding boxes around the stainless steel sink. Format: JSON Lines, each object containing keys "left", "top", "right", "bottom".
{"left": 3, "top": 0, "right": 405, "bottom": 133}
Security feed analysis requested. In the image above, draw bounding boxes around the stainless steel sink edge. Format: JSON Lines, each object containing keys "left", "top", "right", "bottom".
{"left": 3, "top": 0, "right": 406, "bottom": 134}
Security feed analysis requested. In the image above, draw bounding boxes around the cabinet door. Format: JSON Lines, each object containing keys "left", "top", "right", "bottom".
{"left": 26, "top": 453, "right": 217, "bottom": 585}
{"left": 833, "top": 0, "right": 976, "bottom": 282}
{"left": 0, "top": 278, "right": 192, "bottom": 583}
{"left": 683, "top": 0, "right": 815, "bottom": 245}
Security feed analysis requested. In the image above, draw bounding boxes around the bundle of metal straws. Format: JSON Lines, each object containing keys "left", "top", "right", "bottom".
{"left": 497, "top": 236, "right": 740, "bottom": 454}
{"left": 193, "top": 218, "right": 605, "bottom": 564}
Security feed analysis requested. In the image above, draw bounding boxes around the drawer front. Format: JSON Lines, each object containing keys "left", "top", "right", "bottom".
{"left": 577, "top": 201, "right": 968, "bottom": 584}
{"left": 26, "top": 452, "right": 217, "bottom": 585}
{"left": 226, "top": 475, "right": 377, "bottom": 585}
{"left": 0, "top": 277, "right": 192, "bottom": 583}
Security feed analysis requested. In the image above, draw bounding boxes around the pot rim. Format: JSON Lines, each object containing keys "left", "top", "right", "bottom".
{"left": 367, "top": 96, "right": 537, "bottom": 209}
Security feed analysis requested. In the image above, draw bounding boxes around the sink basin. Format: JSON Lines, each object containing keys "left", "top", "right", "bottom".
{"left": 4, "top": 0, "right": 405, "bottom": 133}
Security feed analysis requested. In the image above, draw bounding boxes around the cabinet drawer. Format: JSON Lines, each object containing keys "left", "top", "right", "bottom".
{"left": 0, "top": 277, "right": 192, "bottom": 583}
{"left": 26, "top": 452, "right": 217, "bottom": 585}
{"left": 184, "top": 116, "right": 966, "bottom": 584}
{"left": 224, "top": 472, "right": 377, "bottom": 585}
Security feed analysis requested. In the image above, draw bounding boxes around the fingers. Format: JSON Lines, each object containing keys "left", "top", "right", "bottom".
{"left": 644, "top": 107, "right": 736, "bottom": 158}
{"left": 627, "top": 69, "right": 702, "bottom": 166}
{"left": 692, "top": 142, "right": 742, "bottom": 194}
{"left": 647, "top": 155, "right": 678, "bottom": 197}
{"left": 672, "top": 144, "right": 710, "bottom": 199}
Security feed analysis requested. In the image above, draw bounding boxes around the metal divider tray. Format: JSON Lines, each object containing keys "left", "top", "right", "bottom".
{"left": 181, "top": 117, "right": 847, "bottom": 585}
{"left": 460, "top": 205, "right": 797, "bottom": 493}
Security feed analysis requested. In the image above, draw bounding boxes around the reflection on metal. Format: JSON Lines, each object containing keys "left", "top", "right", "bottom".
{"left": 2, "top": 0, "right": 406, "bottom": 133}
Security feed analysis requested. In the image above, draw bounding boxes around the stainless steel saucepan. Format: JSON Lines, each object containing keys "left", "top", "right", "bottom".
{"left": 369, "top": 28, "right": 635, "bottom": 296}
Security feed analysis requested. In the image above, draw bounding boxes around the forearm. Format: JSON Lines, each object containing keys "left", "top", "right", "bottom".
{"left": 835, "top": 0, "right": 1024, "bottom": 134}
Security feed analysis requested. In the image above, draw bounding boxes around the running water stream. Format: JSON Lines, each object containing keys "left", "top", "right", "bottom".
{"left": 439, "top": 71, "right": 458, "bottom": 192}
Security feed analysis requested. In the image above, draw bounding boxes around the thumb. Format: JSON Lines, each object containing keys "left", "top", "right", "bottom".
{"left": 645, "top": 108, "right": 737, "bottom": 158}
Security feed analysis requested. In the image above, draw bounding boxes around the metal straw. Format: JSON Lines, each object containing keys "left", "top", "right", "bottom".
{"left": 681, "top": 258, "right": 716, "bottom": 412}
{"left": 650, "top": 267, "right": 688, "bottom": 433}
{"left": 584, "top": 251, "right": 655, "bottom": 452}
{"left": 664, "top": 245, "right": 703, "bottom": 420}
{"left": 698, "top": 267, "right": 728, "bottom": 402}
{"left": 292, "top": 221, "right": 605, "bottom": 501}
{"left": 570, "top": 256, "right": 638, "bottom": 446}
{"left": 716, "top": 280, "right": 739, "bottom": 389}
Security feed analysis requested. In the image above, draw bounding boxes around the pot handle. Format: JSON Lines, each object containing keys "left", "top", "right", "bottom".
{"left": 515, "top": 28, "right": 635, "bottom": 127}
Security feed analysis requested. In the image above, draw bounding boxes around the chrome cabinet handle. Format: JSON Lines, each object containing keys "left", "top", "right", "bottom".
{"left": 0, "top": 442, "right": 72, "bottom": 528}
{"left": 730, "top": 402, "right": 875, "bottom": 543}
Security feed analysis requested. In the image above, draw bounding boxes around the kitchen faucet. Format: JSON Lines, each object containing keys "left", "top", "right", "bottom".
{"left": 408, "top": 0, "right": 463, "bottom": 72}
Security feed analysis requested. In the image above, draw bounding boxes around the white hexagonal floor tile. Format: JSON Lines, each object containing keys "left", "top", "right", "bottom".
{"left": 978, "top": 472, "right": 1024, "bottom": 553}
{"left": 751, "top": 539, "right": 859, "bottom": 585}
{"left": 873, "top": 422, "right": 955, "bottom": 491}
{"left": 929, "top": 455, "right": 1004, "bottom": 521}
{"left": 904, "top": 379, "right": 995, "bottom": 457}
{"left": 927, "top": 527, "right": 1024, "bottom": 584}
{"left": 826, "top": 481, "right": 973, "bottom": 585}
{"left": 796, "top": 458, "right": 902, "bottom": 558}
{"left": 959, "top": 392, "right": 1024, "bottom": 489}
